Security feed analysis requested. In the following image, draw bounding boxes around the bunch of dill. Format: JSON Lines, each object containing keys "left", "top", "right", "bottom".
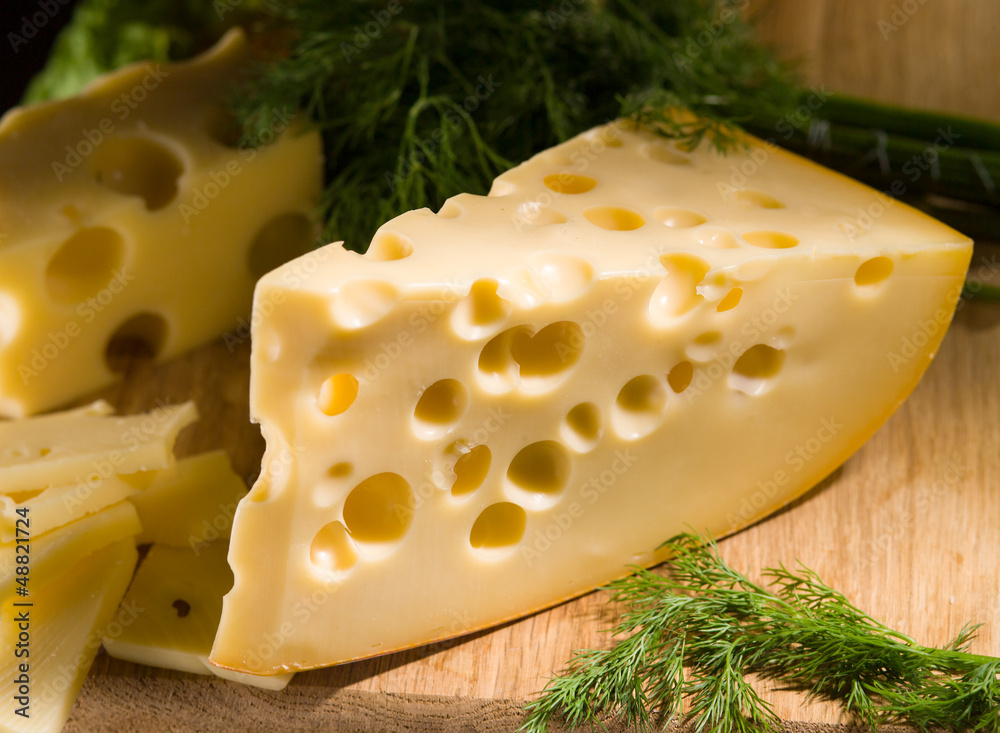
{"left": 232, "top": 0, "right": 801, "bottom": 249}
{"left": 522, "top": 532, "right": 1000, "bottom": 732}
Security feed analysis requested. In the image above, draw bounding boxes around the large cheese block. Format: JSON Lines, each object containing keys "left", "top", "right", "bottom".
{"left": 103, "top": 542, "right": 293, "bottom": 690}
{"left": 0, "top": 28, "right": 323, "bottom": 417}
{"left": 212, "top": 122, "right": 972, "bottom": 674}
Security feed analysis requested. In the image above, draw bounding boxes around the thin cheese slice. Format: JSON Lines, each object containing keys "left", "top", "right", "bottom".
{"left": 0, "top": 539, "right": 137, "bottom": 733}
{"left": 0, "top": 29, "right": 323, "bottom": 417}
{"left": 0, "top": 501, "right": 140, "bottom": 597}
{"left": 103, "top": 542, "right": 292, "bottom": 690}
{"left": 129, "top": 450, "right": 247, "bottom": 548}
{"left": 0, "top": 473, "right": 138, "bottom": 543}
{"left": 0, "top": 401, "right": 197, "bottom": 494}
{"left": 212, "top": 122, "right": 972, "bottom": 674}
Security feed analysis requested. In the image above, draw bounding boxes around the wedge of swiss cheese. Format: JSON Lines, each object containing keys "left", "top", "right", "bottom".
{"left": 0, "top": 29, "right": 322, "bottom": 417}
{"left": 212, "top": 122, "right": 972, "bottom": 675}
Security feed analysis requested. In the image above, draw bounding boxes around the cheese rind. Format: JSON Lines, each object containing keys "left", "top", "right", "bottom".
{"left": 0, "top": 539, "right": 137, "bottom": 733}
{"left": 0, "top": 401, "right": 197, "bottom": 494}
{"left": 213, "top": 122, "right": 971, "bottom": 674}
{"left": 0, "top": 29, "right": 323, "bottom": 417}
{"left": 103, "top": 542, "right": 292, "bottom": 690}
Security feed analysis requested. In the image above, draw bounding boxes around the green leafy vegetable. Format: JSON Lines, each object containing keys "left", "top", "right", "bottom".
{"left": 22, "top": 0, "right": 265, "bottom": 104}
{"left": 522, "top": 532, "right": 1000, "bottom": 733}
{"left": 231, "top": 0, "right": 801, "bottom": 248}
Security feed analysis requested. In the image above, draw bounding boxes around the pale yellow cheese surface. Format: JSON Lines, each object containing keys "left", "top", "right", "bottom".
{"left": 0, "top": 501, "right": 140, "bottom": 598}
{"left": 129, "top": 449, "right": 247, "bottom": 548}
{"left": 213, "top": 123, "right": 971, "bottom": 674}
{"left": 104, "top": 542, "right": 292, "bottom": 690}
{"left": 0, "top": 29, "right": 323, "bottom": 417}
{"left": 0, "top": 400, "right": 196, "bottom": 494}
{"left": 0, "top": 539, "right": 137, "bottom": 733}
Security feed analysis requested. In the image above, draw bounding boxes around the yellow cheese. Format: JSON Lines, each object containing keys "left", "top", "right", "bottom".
{"left": 0, "top": 473, "right": 138, "bottom": 543}
{"left": 103, "top": 542, "right": 292, "bottom": 690}
{"left": 129, "top": 450, "right": 247, "bottom": 548}
{"left": 0, "top": 29, "right": 323, "bottom": 417}
{"left": 212, "top": 122, "right": 971, "bottom": 674}
{"left": 0, "top": 400, "right": 197, "bottom": 494}
{"left": 0, "top": 539, "right": 137, "bottom": 733}
{"left": 0, "top": 501, "right": 140, "bottom": 597}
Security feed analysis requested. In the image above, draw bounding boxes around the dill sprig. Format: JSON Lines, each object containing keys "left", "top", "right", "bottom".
{"left": 522, "top": 532, "right": 1000, "bottom": 733}
{"left": 230, "top": 0, "right": 801, "bottom": 248}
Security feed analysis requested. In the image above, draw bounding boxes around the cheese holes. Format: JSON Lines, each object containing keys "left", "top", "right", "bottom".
{"left": 366, "top": 231, "right": 413, "bottom": 261}
{"left": 450, "top": 279, "right": 512, "bottom": 341}
{"left": 470, "top": 502, "right": 526, "bottom": 559}
{"left": 717, "top": 287, "right": 743, "bottom": 312}
{"left": 730, "top": 344, "right": 785, "bottom": 396}
{"left": 342, "top": 473, "right": 415, "bottom": 548}
{"left": 89, "top": 136, "right": 183, "bottom": 211}
{"left": 104, "top": 312, "right": 167, "bottom": 373}
{"left": 612, "top": 375, "right": 668, "bottom": 440}
{"left": 742, "top": 230, "right": 799, "bottom": 249}
{"left": 527, "top": 252, "right": 594, "bottom": 302}
{"left": 450, "top": 444, "right": 491, "bottom": 497}
{"left": 667, "top": 361, "right": 694, "bottom": 394}
{"left": 733, "top": 189, "right": 785, "bottom": 209}
{"left": 506, "top": 441, "right": 572, "bottom": 509}
{"left": 248, "top": 213, "right": 316, "bottom": 279}
{"left": 516, "top": 201, "right": 568, "bottom": 227}
{"left": 318, "top": 373, "right": 359, "bottom": 417}
{"left": 204, "top": 106, "right": 243, "bottom": 148}
{"left": 654, "top": 207, "right": 708, "bottom": 229}
{"left": 561, "top": 402, "right": 602, "bottom": 453}
{"left": 331, "top": 279, "right": 400, "bottom": 330}
{"left": 685, "top": 331, "right": 724, "bottom": 362}
{"left": 543, "top": 174, "right": 597, "bottom": 194}
{"left": 478, "top": 321, "right": 584, "bottom": 393}
{"left": 413, "top": 379, "right": 469, "bottom": 439}
{"left": 855, "top": 256, "right": 894, "bottom": 288}
{"left": 310, "top": 520, "right": 358, "bottom": 575}
{"left": 584, "top": 207, "right": 645, "bottom": 231}
{"left": 648, "top": 253, "right": 711, "bottom": 325}
{"left": 172, "top": 599, "right": 191, "bottom": 618}
{"left": 642, "top": 142, "right": 691, "bottom": 166}
{"left": 45, "top": 227, "right": 125, "bottom": 304}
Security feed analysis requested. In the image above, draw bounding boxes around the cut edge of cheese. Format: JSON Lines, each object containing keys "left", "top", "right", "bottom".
{"left": 0, "top": 401, "right": 198, "bottom": 494}
{"left": 0, "top": 500, "right": 140, "bottom": 596}
{"left": 212, "top": 120, "right": 971, "bottom": 674}
{"left": 102, "top": 542, "right": 293, "bottom": 690}
{"left": 0, "top": 538, "right": 137, "bottom": 733}
{"left": 129, "top": 449, "right": 247, "bottom": 548}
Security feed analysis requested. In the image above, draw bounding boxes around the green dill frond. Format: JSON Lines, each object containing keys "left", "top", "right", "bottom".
{"left": 231, "top": 0, "right": 801, "bottom": 250}
{"left": 521, "top": 531, "right": 1000, "bottom": 733}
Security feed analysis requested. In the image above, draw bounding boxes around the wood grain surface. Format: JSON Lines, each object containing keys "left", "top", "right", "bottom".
{"left": 64, "top": 1, "right": 1000, "bottom": 730}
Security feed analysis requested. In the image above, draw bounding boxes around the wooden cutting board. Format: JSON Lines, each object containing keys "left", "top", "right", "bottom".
{"left": 63, "top": 0, "right": 1000, "bottom": 730}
